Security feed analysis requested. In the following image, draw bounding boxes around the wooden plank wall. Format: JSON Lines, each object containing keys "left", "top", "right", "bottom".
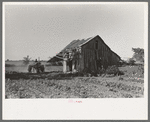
{"left": 79, "top": 37, "right": 120, "bottom": 72}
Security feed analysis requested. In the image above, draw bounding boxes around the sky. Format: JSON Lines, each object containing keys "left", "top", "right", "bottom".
{"left": 4, "top": 2, "right": 147, "bottom": 61}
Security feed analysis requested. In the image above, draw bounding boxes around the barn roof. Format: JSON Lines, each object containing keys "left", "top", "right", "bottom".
{"left": 47, "top": 35, "right": 96, "bottom": 62}
{"left": 47, "top": 35, "right": 120, "bottom": 62}
{"left": 48, "top": 56, "right": 63, "bottom": 62}
{"left": 59, "top": 36, "right": 95, "bottom": 52}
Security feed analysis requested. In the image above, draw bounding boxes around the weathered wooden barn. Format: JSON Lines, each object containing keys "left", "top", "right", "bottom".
{"left": 48, "top": 35, "right": 121, "bottom": 73}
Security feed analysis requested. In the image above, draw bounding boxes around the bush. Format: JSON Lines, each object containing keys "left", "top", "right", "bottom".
{"left": 128, "top": 58, "right": 135, "bottom": 65}
{"left": 82, "top": 67, "right": 91, "bottom": 74}
{"left": 77, "top": 72, "right": 84, "bottom": 76}
{"left": 98, "top": 68, "right": 105, "bottom": 75}
{"left": 105, "top": 65, "right": 120, "bottom": 76}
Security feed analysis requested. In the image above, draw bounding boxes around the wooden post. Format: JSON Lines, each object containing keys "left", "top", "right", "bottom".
{"left": 72, "top": 60, "right": 75, "bottom": 72}
{"left": 63, "top": 58, "right": 67, "bottom": 73}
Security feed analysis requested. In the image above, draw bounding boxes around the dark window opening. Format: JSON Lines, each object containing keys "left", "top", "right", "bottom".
{"left": 95, "top": 40, "right": 98, "bottom": 49}
{"left": 68, "top": 60, "right": 72, "bottom": 71}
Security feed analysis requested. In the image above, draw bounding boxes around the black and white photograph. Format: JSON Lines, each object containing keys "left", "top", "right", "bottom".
{"left": 3, "top": 2, "right": 148, "bottom": 120}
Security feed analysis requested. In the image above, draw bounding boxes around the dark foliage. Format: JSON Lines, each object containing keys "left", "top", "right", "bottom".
{"left": 132, "top": 48, "right": 144, "bottom": 62}
{"left": 128, "top": 58, "right": 136, "bottom": 65}
{"left": 104, "top": 65, "right": 124, "bottom": 76}
{"left": 23, "top": 55, "right": 31, "bottom": 65}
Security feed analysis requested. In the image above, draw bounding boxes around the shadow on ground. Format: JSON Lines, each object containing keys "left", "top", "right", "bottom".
{"left": 5, "top": 71, "right": 79, "bottom": 80}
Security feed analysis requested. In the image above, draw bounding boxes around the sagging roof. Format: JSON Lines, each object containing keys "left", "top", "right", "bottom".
{"left": 60, "top": 36, "right": 94, "bottom": 53}
{"left": 48, "top": 36, "right": 95, "bottom": 62}
{"left": 48, "top": 35, "right": 120, "bottom": 62}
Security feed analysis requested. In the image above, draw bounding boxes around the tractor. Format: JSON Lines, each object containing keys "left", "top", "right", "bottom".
{"left": 28, "top": 62, "right": 45, "bottom": 73}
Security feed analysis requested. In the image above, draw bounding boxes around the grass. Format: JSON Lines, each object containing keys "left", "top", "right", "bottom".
{"left": 5, "top": 64, "right": 144, "bottom": 98}
{"left": 5, "top": 64, "right": 16, "bottom": 67}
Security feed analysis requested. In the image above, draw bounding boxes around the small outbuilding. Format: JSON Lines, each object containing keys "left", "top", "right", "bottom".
{"left": 48, "top": 35, "right": 121, "bottom": 73}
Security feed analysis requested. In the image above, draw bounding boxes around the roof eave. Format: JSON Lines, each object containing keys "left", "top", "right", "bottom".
{"left": 47, "top": 55, "right": 63, "bottom": 62}
{"left": 78, "top": 35, "right": 98, "bottom": 47}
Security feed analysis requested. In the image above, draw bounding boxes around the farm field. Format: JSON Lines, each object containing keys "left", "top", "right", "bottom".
{"left": 5, "top": 61, "right": 144, "bottom": 98}
{"left": 5, "top": 61, "right": 63, "bottom": 72}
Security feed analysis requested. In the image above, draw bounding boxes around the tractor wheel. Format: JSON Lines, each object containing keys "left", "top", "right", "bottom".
{"left": 28, "top": 65, "right": 32, "bottom": 72}
{"left": 40, "top": 65, "right": 45, "bottom": 73}
{"left": 36, "top": 68, "right": 40, "bottom": 73}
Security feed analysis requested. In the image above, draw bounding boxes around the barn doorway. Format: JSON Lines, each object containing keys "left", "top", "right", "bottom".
{"left": 68, "top": 60, "right": 72, "bottom": 71}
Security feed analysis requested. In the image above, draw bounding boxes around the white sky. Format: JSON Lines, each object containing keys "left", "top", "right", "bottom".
{"left": 4, "top": 2, "right": 146, "bottom": 61}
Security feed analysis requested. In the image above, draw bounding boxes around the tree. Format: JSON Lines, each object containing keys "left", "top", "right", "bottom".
{"left": 23, "top": 55, "right": 31, "bottom": 65}
{"left": 128, "top": 58, "right": 135, "bottom": 65}
{"left": 132, "top": 48, "right": 144, "bottom": 62}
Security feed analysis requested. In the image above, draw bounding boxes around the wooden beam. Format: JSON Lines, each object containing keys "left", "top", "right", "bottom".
{"left": 63, "top": 58, "right": 67, "bottom": 73}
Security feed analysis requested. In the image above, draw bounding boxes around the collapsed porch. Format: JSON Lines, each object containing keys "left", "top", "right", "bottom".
{"left": 48, "top": 47, "right": 81, "bottom": 73}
